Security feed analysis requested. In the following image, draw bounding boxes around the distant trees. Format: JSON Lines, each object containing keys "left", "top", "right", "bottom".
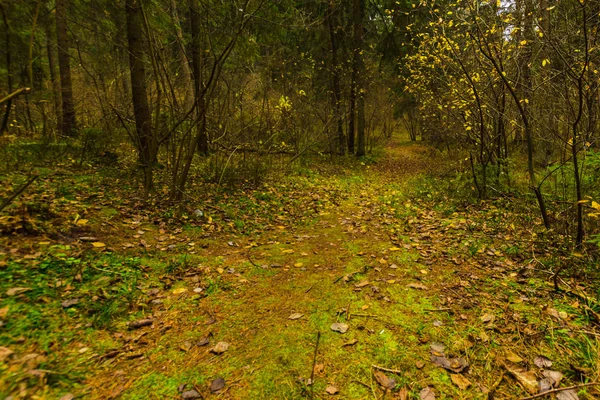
{"left": 404, "top": 0, "right": 600, "bottom": 245}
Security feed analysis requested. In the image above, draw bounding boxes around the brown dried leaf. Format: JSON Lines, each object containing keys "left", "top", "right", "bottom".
{"left": 419, "top": 386, "right": 436, "bottom": 400}
{"left": 450, "top": 373, "right": 472, "bottom": 390}
{"left": 210, "top": 377, "right": 225, "bottom": 393}
{"left": 61, "top": 298, "right": 80, "bottom": 308}
{"left": 129, "top": 319, "right": 153, "bottom": 329}
{"left": 398, "top": 387, "right": 409, "bottom": 400}
{"left": 556, "top": 389, "right": 579, "bottom": 400}
{"left": 541, "top": 370, "right": 563, "bottom": 387}
{"left": 330, "top": 322, "right": 349, "bottom": 333}
{"left": 341, "top": 338, "right": 358, "bottom": 347}
{"left": 6, "top": 287, "right": 30, "bottom": 296}
{"left": 210, "top": 341, "right": 229, "bottom": 354}
{"left": 374, "top": 370, "right": 396, "bottom": 390}
{"left": 289, "top": 313, "right": 304, "bottom": 320}
{"left": 503, "top": 362, "right": 538, "bottom": 394}
{"left": 0, "top": 346, "right": 14, "bottom": 362}
{"left": 534, "top": 355, "right": 553, "bottom": 368}
{"left": 325, "top": 385, "right": 339, "bottom": 395}
{"left": 505, "top": 351, "right": 524, "bottom": 363}
{"left": 407, "top": 283, "right": 428, "bottom": 290}
{"left": 0, "top": 306, "right": 8, "bottom": 318}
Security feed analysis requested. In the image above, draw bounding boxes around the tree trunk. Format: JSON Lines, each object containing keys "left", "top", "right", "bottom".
{"left": 45, "top": 17, "right": 62, "bottom": 135}
{"left": 126, "top": 0, "right": 156, "bottom": 199}
{"left": 56, "top": 0, "right": 77, "bottom": 136}
{"left": 189, "top": 0, "right": 208, "bottom": 155}
{"left": 0, "top": 3, "right": 12, "bottom": 135}
{"left": 327, "top": 0, "right": 344, "bottom": 155}
{"left": 169, "top": 0, "right": 194, "bottom": 111}
{"left": 353, "top": 0, "right": 366, "bottom": 157}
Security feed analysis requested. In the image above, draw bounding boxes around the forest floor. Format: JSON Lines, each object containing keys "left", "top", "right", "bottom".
{"left": 1, "top": 136, "right": 600, "bottom": 399}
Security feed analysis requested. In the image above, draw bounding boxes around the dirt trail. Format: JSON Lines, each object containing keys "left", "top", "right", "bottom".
{"left": 89, "top": 140, "right": 449, "bottom": 399}
{"left": 88, "top": 138, "right": 595, "bottom": 399}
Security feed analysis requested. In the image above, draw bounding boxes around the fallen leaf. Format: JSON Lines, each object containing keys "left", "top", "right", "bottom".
{"left": 450, "top": 373, "right": 472, "bottom": 390}
{"left": 481, "top": 313, "right": 495, "bottom": 323}
{"left": 503, "top": 362, "right": 538, "bottom": 394}
{"left": 197, "top": 337, "right": 210, "bottom": 346}
{"left": 430, "top": 342, "right": 446, "bottom": 356}
{"left": 398, "top": 387, "right": 409, "bottom": 400}
{"left": 289, "top": 313, "right": 304, "bottom": 320}
{"left": 173, "top": 287, "right": 187, "bottom": 295}
{"left": 180, "top": 341, "right": 192, "bottom": 352}
{"left": 534, "top": 355, "right": 553, "bottom": 368}
{"left": 0, "top": 306, "right": 9, "bottom": 318}
{"left": 542, "top": 370, "right": 563, "bottom": 387}
{"left": 407, "top": 283, "right": 428, "bottom": 290}
{"left": 129, "top": 319, "right": 153, "bottom": 329}
{"left": 91, "top": 242, "right": 106, "bottom": 248}
{"left": 330, "top": 322, "right": 349, "bottom": 333}
{"left": 61, "top": 298, "right": 80, "bottom": 308}
{"left": 6, "top": 287, "right": 30, "bottom": 296}
{"left": 556, "top": 389, "right": 579, "bottom": 400}
{"left": 420, "top": 386, "right": 436, "bottom": 400}
{"left": 210, "top": 377, "right": 225, "bottom": 393}
{"left": 431, "top": 355, "right": 469, "bottom": 373}
{"left": 433, "top": 320, "right": 443, "bottom": 327}
{"left": 325, "top": 385, "right": 339, "bottom": 395}
{"left": 59, "top": 394, "right": 75, "bottom": 400}
{"left": 415, "top": 360, "right": 425, "bottom": 369}
{"left": 374, "top": 370, "right": 396, "bottom": 390}
{"left": 181, "top": 389, "right": 201, "bottom": 399}
{"left": 505, "top": 351, "right": 524, "bottom": 363}
{"left": 355, "top": 280, "right": 370, "bottom": 288}
{"left": 76, "top": 219, "right": 88, "bottom": 226}
{"left": 342, "top": 338, "right": 358, "bottom": 347}
{"left": 0, "top": 346, "right": 14, "bottom": 362}
{"left": 210, "top": 341, "right": 229, "bottom": 354}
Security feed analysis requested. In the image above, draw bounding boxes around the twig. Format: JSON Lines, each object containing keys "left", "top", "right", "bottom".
{"left": 372, "top": 364, "right": 403, "bottom": 374}
{"left": 487, "top": 372, "right": 504, "bottom": 400}
{"left": 309, "top": 331, "right": 321, "bottom": 400}
{"left": 424, "top": 307, "right": 452, "bottom": 312}
{"left": 0, "top": 87, "right": 30, "bottom": 105}
{"left": 304, "top": 285, "right": 313, "bottom": 293}
{"left": 0, "top": 175, "right": 38, "bottom": 212}
{"left": 518, "top": 382, "right": 600, "bottom": 399}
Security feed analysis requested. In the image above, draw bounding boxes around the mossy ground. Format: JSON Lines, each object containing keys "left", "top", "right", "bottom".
{"left": 1, "top": 137, "right": 599, "bottom": 399}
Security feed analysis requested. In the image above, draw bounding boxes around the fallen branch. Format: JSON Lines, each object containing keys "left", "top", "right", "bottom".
{"left": 371, "top": 364, "right": 403, "bottom": 374}
{"left": 0, "top": 87, "right": 30, "bottom": 106}
{"left": 309, "top": 331, "right": 321, "bottom": 400}
{"left": 0, "top": 175, "right": 38, "bottom": 212}
{"left": 518, "top": 382, "right": 600, "bottom": 400}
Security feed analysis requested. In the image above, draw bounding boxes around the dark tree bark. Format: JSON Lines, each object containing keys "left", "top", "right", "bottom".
{"left": 189, "top": 0, "right": 208, "bottom": 155}
{"left": 45, "top": 15, "right": 62, "bottom": 134}
{"left": 353, "top": 0, "right": 366, "bottom": 157}
{"left": 56, "top": 0, "right": 77, "bottom": 136}
{"left": 0, "top": 3, "right": 13, "bottom": 135}
{"left": 126, "top": 0, "right": 156, "bottom": 199}
{"left": 327, "top": 0, "right": 344, "bottom": 155}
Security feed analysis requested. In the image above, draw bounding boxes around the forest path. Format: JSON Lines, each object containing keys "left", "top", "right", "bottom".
{"left": 91, "top": 138, "right": 456, "bottom": 399}
{"left": 88, "top": 137, "right": 592, "bottom": 399}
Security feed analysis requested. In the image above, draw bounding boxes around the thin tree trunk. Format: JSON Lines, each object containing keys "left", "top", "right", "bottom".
{"left": 126, "top": 0, "right": 155, "bottom": 199}
{"left": 56, "top": 0, "right": 77, "bottom": 136}
{"left": 169, "top": 0, "right": 194, "bottom": 111}
{"left": 0, "top": 3, "right": 12, "bottom": 135}
{"left": 327, "top": 0, "right": 344, "bottom": 155}
{"left": 353, "top": 0, "right": 366, "bottom": 157}
{"left": 45, "top": 18, "right": 62, "bottom": 135}
{"left": 189, "top": 0, "right": 208, "bottom": 155}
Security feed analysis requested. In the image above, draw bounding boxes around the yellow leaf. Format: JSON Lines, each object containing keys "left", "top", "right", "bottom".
{"left": 172, "top": 287, "right": 187, "bottom": 294}
{"left": 91, "top": 242, "right": 106, "bottom": 248}
{"left": 592, "top": 201, "right": 600, "bottom": 210}
{"left": 76, "top": 219, "right": 88, "bottom": 226}
{"left": 294, "top": 262, "right": 303, "bottom": 267}
{"left": 388, "top": 247, "right": 401, "bottom": 252}
{"left": 217, "top": 267, "right": 224, "bottom": 274}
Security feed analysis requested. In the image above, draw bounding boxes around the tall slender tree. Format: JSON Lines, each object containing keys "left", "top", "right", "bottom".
{"left": 55, "top": 0, "right": 77, "bottom": 136}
